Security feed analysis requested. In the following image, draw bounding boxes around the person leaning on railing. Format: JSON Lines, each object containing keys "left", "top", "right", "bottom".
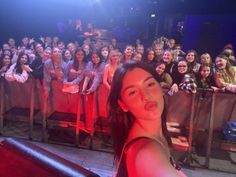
{"left": 214, "top": 54, "right": 236, "bottom": 93}
{"left": 43, "top": 47, "right": 66, "bottom": 99}
{"left": 5, "top": 52, "right": 31, "bottom": 83}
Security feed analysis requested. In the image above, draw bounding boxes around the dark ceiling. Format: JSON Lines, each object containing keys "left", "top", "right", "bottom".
{"left": 0, "top": 0, "right": 235, "bottom": 42}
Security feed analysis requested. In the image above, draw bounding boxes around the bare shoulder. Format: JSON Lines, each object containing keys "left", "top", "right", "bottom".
{"left": 126, "top": 138, "right": 180, "bottom": 177}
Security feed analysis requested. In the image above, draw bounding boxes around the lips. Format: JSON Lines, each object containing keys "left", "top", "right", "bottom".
{"left": 217, "top": 64, "right": 224, "bottom": 69}
{"left": 144, "top": 101, "right": 158, "bottom": 111}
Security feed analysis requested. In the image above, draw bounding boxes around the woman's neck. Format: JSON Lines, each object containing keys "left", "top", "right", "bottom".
{"left": 128, "top": 119, "right": 164, "bottom": 142}
{"left": 110, "top": 61, "right": 118, "bottom": 67}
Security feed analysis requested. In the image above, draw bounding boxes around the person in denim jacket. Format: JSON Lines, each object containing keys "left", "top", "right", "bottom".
{"left": 43, "top": 47, "right": 66, "bottom": 98}
{"left": 82, "top": 51, "right": 105, "bottom": 94}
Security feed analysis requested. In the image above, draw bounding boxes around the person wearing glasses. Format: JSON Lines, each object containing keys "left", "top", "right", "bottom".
{"left": 169, "top": 60, "right": 196, "bottom": 95}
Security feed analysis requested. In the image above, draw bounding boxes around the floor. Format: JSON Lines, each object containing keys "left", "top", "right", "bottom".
{"left": 0, "top": 136, "right": 235, "bottom": 177}
{"left": 0, "top": 115, "right": 235, "bottom": 177}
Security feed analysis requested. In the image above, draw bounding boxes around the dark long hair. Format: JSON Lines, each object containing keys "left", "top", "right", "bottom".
{"left": 196, "top": 63, "right": 215, "bottom": 88}
{"left": 0, "top": 54, "right": 11, "bottom": 69}
{"left": 91, "top": 51, "right": 103, "bottom": 68}
{"left": 73, "top": 49, "right": 86, "bottom": 70}
{"left": 15, "top": 52, "right": 30, "bottom": 74}
{"left": 108, "top": 61, "right": 169, "bottom": 161}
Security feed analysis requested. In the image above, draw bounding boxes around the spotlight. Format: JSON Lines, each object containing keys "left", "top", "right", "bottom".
{"left": 150, "top": 14, "right": 156, "bottom": 18}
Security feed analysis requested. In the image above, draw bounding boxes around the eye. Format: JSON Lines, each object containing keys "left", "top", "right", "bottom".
{"left": 147, "top": 82, "right": 156, "bottom": 87}
{"left": 128, "top": 90, "right": 136, "bottom": 96}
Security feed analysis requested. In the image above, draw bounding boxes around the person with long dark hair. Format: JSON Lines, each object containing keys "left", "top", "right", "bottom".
{"left": 155, "top": 61, "right": 173, "bottom": 89}
{"left": 81, "top": 51, "right": 105, "bottom": 94}
{"left": 29, "top": 42, "right": 45, "bottom": 81}
{"left": 0, "top": 54, "right": 11, "bottom": 77}
{"left": 64, "top": 49, "right": 87, "bottom": 86}
{"left": 108, "top": 61, "right": 186, "bottom": 177}
{"left": 5, "top": 52, "right": 31, "bottom": 83}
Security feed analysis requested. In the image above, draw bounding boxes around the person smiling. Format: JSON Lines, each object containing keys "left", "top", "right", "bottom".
{"left": 214, "top": 54, "right": 236, "bottom": 93}
{"left": 108, "top": 61, "right": 186, "bottom": 177}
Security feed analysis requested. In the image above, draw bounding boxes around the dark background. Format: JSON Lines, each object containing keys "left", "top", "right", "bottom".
{"left": 0, "top": 0, "right": 236, "bottom": 56}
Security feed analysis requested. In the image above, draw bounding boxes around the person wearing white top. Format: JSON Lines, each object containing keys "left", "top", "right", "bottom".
{"left": 5, "top": 53, "right": 31, "bottom": 83}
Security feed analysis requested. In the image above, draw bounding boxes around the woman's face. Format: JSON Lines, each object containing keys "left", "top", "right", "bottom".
{"left": 155, "top": 64, "right": 165, "bottom": 75}
{"left": 58, "top": 42, "right": 65, "bottom": 50}
{"left": 83, "top": 45, "right": 90, "bottom": 54}
{"left": 147, "top": 50, "right": 155, "bottom": 61}
{"left": 137, "top": 46, "right": 144, "bottom": 54}
{"left": 92, "top": 54, "right": 100, "bottom": 64}
{"left": 22, "top": 37, "right": 29, "bottom": 45}
{"left": 35, "top": 44, "right": 44, "bottom": 54}
{"left": 76, "top": 51, "right": 84, "bottom": 62}
{"left": 64, "top": 50, "right": 72, "bottom": 60}
{"left": 43, "top": 49, "right": 51, "bottom": 59}
{"left": 133, "top": 53, "right": 142, "bottom": 62}
{"left": 3, "top": 55, "right": 11, "bottom": 65}
{"left": 200, "top": 66, "right": 211, "bottom": 79}
{"left": 110, "top": 52, "right": 119, "bottom": 63}
{"left": 163, "top": 51, "right": 172, "bottom": 64}
{"left": 201, "top": 54, "right": 211, "bottom": 64}
{"left": 20, "top": 54, "right": 28, "bottom": 64}
{"left": 119, "top": 68, "right": 164, "bottom": 120}
{"left": 215, "top": 57, "right": 227, "bottom": 69}
{"left": 178, "top": 61, "right": 188, "bottom": 74}
{"left": 52, "top": 48, "right": 62, "bottom": 61}
{"left": 186, "top": 52, "right": 195, "bottom": 63}
{"left": 101, "top": 47, "right": 109, "bottom": 57}
{"left": 154, "top": 46, "right": 163, "bottom": 56}
{"left": 67, "top": 43, "right": 76, "bottom": 53}
{"left": 124, "top": 46, "right": 133, "bottom": 56}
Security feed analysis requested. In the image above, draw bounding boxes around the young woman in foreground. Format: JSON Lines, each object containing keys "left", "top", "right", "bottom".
{"left": 108, "top": 61, "right": 186, "bottom": 177}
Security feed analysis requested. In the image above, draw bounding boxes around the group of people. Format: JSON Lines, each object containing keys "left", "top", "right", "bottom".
{"left": 1, "top": 35, "right": 236, "bottom": 176}
{"left": 1, "top": 36, "right": 236, "bottom": 97}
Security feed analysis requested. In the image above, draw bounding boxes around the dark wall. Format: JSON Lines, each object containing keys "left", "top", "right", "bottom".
{"left": 0, "top": 0, "right": 151, "bottom": 44}
{"left": 183, "top": 15, "right": 236, "bottom": 58}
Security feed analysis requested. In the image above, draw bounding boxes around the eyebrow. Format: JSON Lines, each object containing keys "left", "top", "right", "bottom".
{"left": 122, "top": 76, "right": 154, "bottom": 93}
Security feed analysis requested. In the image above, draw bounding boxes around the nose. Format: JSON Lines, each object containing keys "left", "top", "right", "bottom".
{"left": 140, "top": 88, "right": 151, "bottom": 101}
